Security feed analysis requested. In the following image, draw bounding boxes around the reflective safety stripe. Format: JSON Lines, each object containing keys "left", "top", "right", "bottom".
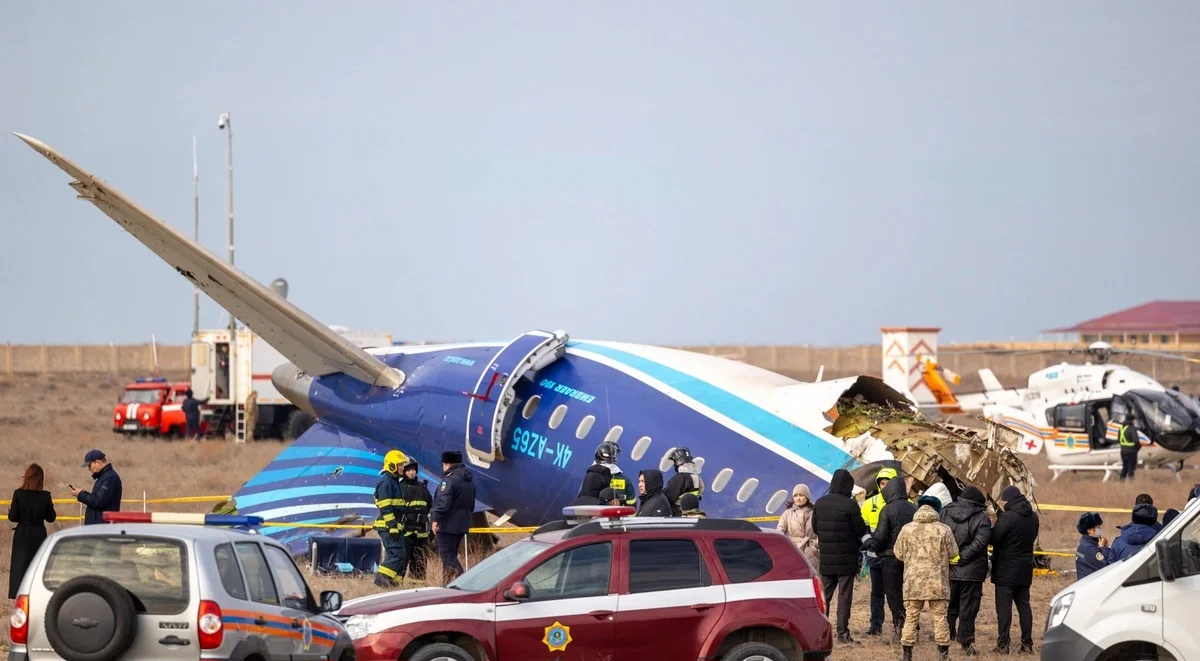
{"left": 1119, "top": 426, "right": 1137, "bottom": 447}
{"left": 376, "top": 565, "right": 399, "bottom": 579}
{"left": 375, "top": 498, "right": 407, "bottom": 507}
{"left": 406, "top": 500, "right": 428, "bottom": 507}
{"left": 380, "top": 513, "right": 396, "bottom": 522}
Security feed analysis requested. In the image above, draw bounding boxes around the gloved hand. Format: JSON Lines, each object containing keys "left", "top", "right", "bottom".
{"left": 950, "top": 554, "right": 960, "bottom": 565}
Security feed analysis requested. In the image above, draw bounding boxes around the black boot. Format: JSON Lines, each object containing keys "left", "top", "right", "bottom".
{"left": 901, "top": 645, "right": 913, "bottom": 661}
{"left": 938, "top": 644, "right": 950, "bottom": 661}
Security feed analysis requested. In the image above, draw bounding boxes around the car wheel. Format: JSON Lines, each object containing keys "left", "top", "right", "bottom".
{"left": 721, "top": 642, "right": 789, "bottom": 661}
{"left": 408, "top": 642, "right": 475, "bottom": 661}
{"left": 43, "top": 575, "right": 138, "bottom": 661}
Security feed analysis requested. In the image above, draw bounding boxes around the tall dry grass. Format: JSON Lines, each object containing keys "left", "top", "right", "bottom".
{"left": 2, "top": 372, "right": 1197, "bottom": 659}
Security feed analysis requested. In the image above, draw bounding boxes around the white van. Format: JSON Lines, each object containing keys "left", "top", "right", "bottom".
{"left": 1042, "top": 496, "right": 1200, "bottom": 661}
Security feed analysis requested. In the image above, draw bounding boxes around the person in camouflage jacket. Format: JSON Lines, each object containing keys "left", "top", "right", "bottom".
{"left": 893, "top": 502, "right": 959, "bottom": 661}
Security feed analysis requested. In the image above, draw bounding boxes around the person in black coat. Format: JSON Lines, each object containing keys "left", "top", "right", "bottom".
{"left": 181, "top": 389, "right": 209, "bottom": 440}
{"left": 8, "top": 463, "right": 57, "bottom": 599}
{"left": 989, "top": 485, "right": 1040, "bottom": 654}
{"left": 812, "top": 468, "right": 869, "bottom": 646}
{"left": 940, "top": 485, "right": 991, "bottom": 654}
{"left": 634, "top": 469, "right": 672, "bottom": 517}
{"left": 571, "top": 463, "right": 612, "bottom": 506}
{"left": 429, "top": 451, "right": 476, "bottom": 585}
{"left": 870, "top": 476, "right": 916, "bottom": 640}
{"left": 71, "top": 449, "right": 122, "bottom": 525}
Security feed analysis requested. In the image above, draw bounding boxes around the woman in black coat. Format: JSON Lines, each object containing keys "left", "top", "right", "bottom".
{"left": 8, "top": 463, "right": 57, "bottom": 599}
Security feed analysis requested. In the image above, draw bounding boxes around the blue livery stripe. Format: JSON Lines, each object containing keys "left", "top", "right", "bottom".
{"left": 569, "top": 341, "right": 855, "bottom": 474}
{"left": 235, "top": 486, "right": 377, "bottom": 510}
{"left": 273, "top": 445, "right": 382, "bottom": 464}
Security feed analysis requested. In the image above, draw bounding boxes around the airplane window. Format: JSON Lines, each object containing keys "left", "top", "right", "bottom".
{"left": 631, "top": 436, "right": 652, "bottom": 461}
{"left": 659, "top": 448, "right": 678, "bottom": 472}
{"left": 549, "top": 405, "right": 568, "bottom": 430}
{"left": 712, "top": 468, "right": 734, "bottom": 493}
{"left": 522, "top": 395, "right": 541, "bottom": 420}
{"left": 576, "top": 415, "right": 595, "bottom": 440}
{"left": 604, "top": 426, "right": 623, "bottom": 445}
{"left": 736, "top": 478, "right": 759, "bottom": 503}
{"left": 765, "top": 489, "right": 788, "bottom": 514}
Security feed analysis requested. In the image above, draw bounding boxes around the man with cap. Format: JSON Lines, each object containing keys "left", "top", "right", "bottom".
{"left": 372, "top": 449, "right": 408, "bottom": 588}
{"left": 429, "top": 450, "right": 476, "bottom": 584}
{"left": 989, "top": 485, "right": 1040, "bottom": 655}
{"left": 1074, "top": 512, "right": 1110, "bottom": 580}
{"left": 598, "top": 487, "right": 621, "bottom": 506}
{"left": 1110, "top": 503, "right": 1159, "bottom": 562}
{"left": 71, "top": 449, "right": 123, "bottom": 525}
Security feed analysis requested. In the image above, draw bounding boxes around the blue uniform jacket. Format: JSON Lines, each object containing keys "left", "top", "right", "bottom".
{"left": 430, "top": 464, "right": 476, "bottom": 535}
{"left": 78, "top": 464, "right": 122, "bottom": 525}
{"left": 1110, "top": 523, "right": 1158, "bottom": 562}
{"left": 1075, "top": 535, "right": 1112, "bottom": 580}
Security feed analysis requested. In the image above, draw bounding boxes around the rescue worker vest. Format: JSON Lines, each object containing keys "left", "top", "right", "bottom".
{"left": 609, "top": 474, "right": 637, "bottom": 506}
{"left": 373, "top": 474, "right": 406, "bottom": 535}
{"left": 861, "top": 492, "right": 886, "bottom": 531}
{"left": 1119, "top": 424, "right": 1138, "bottom": 448}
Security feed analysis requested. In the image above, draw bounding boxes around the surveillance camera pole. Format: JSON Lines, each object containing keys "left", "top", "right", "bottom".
{"left": 219, "top": 112, "right": 237, "bottom": 437}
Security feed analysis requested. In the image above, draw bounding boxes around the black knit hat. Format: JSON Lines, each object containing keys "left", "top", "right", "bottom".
{"left": 1076, "top": 512, "right": 1103, "bottom": 534}
{"left": 960, "top": 486, "right": 985, "bottom": 505}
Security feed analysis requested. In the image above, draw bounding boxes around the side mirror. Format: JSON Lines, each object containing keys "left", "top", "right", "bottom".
{"left": 502, "top": 581, "right": 531, "bottom": 601}
{"left": 320, "top": 590, "right": 343, "bottom": 613}
{"left": 1155, "top": 538, "right": 1179, "bottom": 583}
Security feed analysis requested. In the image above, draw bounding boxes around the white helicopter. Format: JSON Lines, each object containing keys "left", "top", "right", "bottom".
{"left": 920, "top": 341, "right": 1200, "bottom": 480}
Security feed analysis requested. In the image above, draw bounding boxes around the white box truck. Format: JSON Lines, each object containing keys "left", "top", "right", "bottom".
{"left": 190, "top": 325, "right": 394, "bottom": 440}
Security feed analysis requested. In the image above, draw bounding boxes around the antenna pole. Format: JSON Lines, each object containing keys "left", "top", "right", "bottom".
{"left": 192, "top": 137, "right": 200, "bottom": 336}
{"left": 219, "top": 112, "right": 236, "bottom": 429}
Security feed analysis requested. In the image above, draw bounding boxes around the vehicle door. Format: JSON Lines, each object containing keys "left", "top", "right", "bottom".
{"left": 613, "top": 537, "right": 727, "bottom": 661}
{"left": 261, "top": 543, "right": 339, "bottom": 661}
{"left": 494, "top": 540, "right": 617, "bottom": 659}
{"left": 1163, "top": 510, "right": 1200, "bottom": 656}
{"left": 232, "top": 541, "right": 296, "bottom": 661}
{"left": 1051, "top": 402, "right": 1091, "bottom": 453}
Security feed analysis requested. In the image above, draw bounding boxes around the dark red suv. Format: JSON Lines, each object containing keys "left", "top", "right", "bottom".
{"left": 337, "top": 506, "right": 832, "bottom": 661}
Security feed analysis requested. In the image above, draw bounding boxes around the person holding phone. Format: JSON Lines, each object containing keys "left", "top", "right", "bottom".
{"left": 8, "top": 463, "right": 57, "bottom": 599}
{"left": 70, "top": 449, "right": 123, "bottom": 525}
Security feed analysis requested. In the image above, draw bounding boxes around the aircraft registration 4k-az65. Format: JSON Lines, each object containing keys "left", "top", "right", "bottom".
{"left": 914, "top": 341, "right": 1200, "bottom": 482}
{"left": 14, "top": 132, "right": 1036, "bottom": 555}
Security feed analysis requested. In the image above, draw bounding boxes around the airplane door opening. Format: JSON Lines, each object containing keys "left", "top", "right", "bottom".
{"left": 215, "top": 342, "right": 230, "bottom": 400}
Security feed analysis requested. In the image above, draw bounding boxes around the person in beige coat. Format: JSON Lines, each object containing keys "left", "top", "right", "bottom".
{"left": 778, "top": 484, "right": 820, "bottom": 573}
{"left": 893, "top": 498, "right": 959, "bottom": 661}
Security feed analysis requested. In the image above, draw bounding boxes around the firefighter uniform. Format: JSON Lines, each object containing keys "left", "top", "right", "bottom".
{"left": 399, "top": 458, "right": 434, "bottom": 581}
{"left": 663, "top": 447, "right": 705, "bottom": 516}
{"left": 373, "top": 450, "right": 408, "bottom": 588}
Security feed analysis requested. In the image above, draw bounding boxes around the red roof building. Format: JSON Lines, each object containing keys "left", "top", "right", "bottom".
{"left": 1045, "top": 300, "right": 1200, "bottom": 347}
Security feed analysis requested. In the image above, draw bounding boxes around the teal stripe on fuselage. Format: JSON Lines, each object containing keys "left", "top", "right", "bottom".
{"left": 235, "top": 486, "right": 377, "bottom": 510}
{"left": 569, "top": 341, "right": 856, "bottom": 476}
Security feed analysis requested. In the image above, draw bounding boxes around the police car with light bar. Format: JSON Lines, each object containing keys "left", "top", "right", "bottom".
{"left": 8, "top": 512, "right": 355, "bottom": 661}
{"left": 335, "top": 505, "right": 832, "bottom": 661}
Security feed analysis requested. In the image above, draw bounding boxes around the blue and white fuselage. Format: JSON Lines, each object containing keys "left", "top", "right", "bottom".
{"left": 241, "top": 336, "right": 896, "bottom": 553}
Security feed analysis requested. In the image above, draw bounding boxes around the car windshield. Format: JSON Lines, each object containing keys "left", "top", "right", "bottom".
{"left": 446, "top": 539, "right": 551, "bottom": 593}
{"left": 1128, "top": 389, "right": 1198, "bottom": 434}
{"left": 120, "top": 389, "right": 162, "bottom": 404}
{"left": 43, "top": 535, "right": 189, "bottom": 615}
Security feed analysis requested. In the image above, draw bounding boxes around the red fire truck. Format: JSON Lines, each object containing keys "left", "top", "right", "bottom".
{"left": 111, "top": 376, "right": 206, "bottom": 437}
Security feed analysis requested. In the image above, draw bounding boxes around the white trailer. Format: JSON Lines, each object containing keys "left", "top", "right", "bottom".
{"left": 190, "top": 326, "right": 394, "bottom": 441}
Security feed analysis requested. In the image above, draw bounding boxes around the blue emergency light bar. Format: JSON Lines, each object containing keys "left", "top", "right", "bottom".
{"left": 561, "top": 505, "right": 635, "bottom": 519}
{"left": 134, "top": 376, "right": 169, "bottom": 383}
{"left": 103, "top": 512, "right": 264, "bottom": 527}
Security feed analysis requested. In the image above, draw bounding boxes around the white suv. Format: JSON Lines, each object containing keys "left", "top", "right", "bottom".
{"left": 8, "top": 513, "right": 355, "bottom": 661}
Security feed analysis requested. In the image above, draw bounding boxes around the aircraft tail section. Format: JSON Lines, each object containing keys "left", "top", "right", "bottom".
{"left": 979, "top": 368, "right": 1005, "bottom": 393}
{"left": 13, "top": 133, "right": 402, "bottom": 389}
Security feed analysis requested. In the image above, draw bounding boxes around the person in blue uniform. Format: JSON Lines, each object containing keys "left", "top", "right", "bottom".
{"left": 430, "top": 450, "right": 476, "bottom": 585}
{"left": 373, "top": 450, "right": 408, "bottom": 588}
{"left": 1074, "top": 512, "right": 1111, "bottom": 580}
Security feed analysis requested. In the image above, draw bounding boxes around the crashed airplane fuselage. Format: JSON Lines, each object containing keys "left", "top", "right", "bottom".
{"left": 14, "top": 132, "right": 1036, "bottom": 554}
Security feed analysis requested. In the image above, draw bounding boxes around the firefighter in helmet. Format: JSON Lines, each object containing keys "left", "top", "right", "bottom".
{"left": 398, "top": 457, "right": 434, "bottom": 580}
{"left": 596, "top": 441, "right": 637, "bottom": 507}
{"left": 373, "top": 449, "right": 408, "bottom": 588}
{"left": 664, "top": 446, "right": 705, "bottom": 516}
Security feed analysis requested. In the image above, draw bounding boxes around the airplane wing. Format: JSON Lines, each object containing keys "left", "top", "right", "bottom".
{"left": 14, "top": 133, "right": 403, "bottom": 389}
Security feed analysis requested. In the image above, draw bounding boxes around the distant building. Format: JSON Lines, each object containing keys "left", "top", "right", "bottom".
{"left": 1044, "top": 300, "right": 1200, "bottom": 348}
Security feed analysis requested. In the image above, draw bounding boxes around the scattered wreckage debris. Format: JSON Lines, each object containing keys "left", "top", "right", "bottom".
{"left": 826, "top": 393, "right": 1053, "bottom": 569}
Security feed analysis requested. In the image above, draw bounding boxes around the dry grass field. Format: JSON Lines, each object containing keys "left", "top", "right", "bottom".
{"left": 2, "top": 372, "right": 1198, "bottom": 659}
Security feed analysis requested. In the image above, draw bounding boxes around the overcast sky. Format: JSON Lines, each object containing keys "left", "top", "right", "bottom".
{"left": 2, "top": 2, "right": 1197, "bottom": 347}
